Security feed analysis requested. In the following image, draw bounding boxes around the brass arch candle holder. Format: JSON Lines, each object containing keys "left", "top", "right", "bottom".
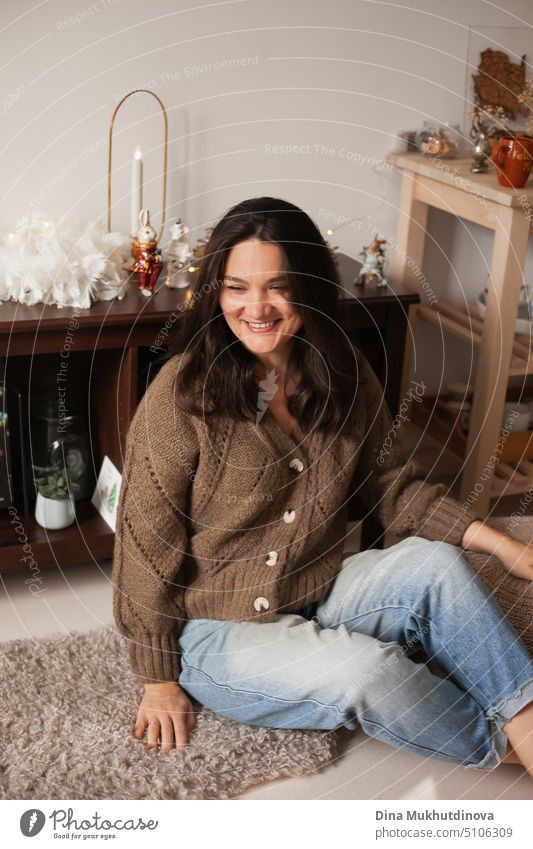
{"left": 107, "top": 88, "right": 169, "bottom": 295}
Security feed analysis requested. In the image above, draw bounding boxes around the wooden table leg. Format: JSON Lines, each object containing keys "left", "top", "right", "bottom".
{"left": 389, "top": 171, "right": 429, "bottom": 402}
{"left": 459, "top": 206, "right": 530, "bottom": 515}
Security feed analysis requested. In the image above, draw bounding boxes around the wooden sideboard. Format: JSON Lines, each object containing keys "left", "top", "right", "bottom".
{"left": 0, "top": 252, "right": 419, "bottom": 571}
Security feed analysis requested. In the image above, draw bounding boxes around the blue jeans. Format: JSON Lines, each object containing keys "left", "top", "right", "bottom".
{"left": 178, "top": 536, "right": 533, "bottom": 769}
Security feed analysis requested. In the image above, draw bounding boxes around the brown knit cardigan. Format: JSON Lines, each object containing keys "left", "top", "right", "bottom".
{"left": 112, "top": 350, "right": 483, "bottom": 684}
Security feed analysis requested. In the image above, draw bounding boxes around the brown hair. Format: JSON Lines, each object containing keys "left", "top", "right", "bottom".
{"left": 167, "top": 196, "right": 363, "bottom": 435}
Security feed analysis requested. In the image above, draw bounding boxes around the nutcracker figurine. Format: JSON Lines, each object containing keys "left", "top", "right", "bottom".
{"left": 133, "top": 209, "right": 163, "bottom": 296}
{"left": 354, "top": 235, "right": 389, "bottom": 288}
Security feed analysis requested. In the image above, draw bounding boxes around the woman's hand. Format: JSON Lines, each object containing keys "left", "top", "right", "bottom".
{"left": 495, "top": 536, "right": 533, "bottom": 581}
{"left": 133, "top": 681, "right": 196, "bottom": 754}
{"left": 462, "top": 520, "right": 533, "bottom": 581}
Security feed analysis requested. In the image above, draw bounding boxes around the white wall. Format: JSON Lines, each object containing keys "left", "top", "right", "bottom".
{"left": 2, "top": 0, "right": 533, "bottom": 389}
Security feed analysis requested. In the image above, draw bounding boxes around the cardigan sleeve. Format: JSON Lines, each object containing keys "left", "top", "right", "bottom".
{"left": 350, "top": 353, "right": 485, "bottom": 546}
{"left": 112, "top": 356, "right": 199, "bottom": 684}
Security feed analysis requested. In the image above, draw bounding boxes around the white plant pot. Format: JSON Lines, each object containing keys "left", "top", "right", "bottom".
{"left": 35, "top": 493, "right": 76, "bottom": 530}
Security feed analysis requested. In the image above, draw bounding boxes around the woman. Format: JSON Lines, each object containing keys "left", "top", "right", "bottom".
{"left": 113, "top": 197, "right": 533, "bottom": 774}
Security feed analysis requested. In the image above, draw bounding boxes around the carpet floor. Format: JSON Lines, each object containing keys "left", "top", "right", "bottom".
{"left": 0, "top": 627, "right": 337, "bottom": 800}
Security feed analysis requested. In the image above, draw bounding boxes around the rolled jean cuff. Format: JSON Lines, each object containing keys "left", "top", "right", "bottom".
{"left": 467, "top": 720, "right": 511, "bottom": 770}
{"left": 468, "top": 678, "right": 533, "bottom": 770}
{"left": 487, "top": 677, "right": 533, "bottom": 729}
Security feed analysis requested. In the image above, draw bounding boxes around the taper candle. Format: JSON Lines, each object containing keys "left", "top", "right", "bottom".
{"left": 130, "top": 147, "right": 143, "bottom": 236}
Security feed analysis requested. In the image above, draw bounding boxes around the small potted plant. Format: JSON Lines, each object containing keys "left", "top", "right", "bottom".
{"left": 33, "top": 463, "right": 79, "bottom": 530}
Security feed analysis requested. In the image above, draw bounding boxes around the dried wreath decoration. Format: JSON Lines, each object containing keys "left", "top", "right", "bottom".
{"left": 472, "top": 48, "right": 527, "bottom": 120}
{"left": 0, "top": 211, "right": 132, "bottom": 309}
{"left": 519, "top": 76, "right": 533, "bottom": 136}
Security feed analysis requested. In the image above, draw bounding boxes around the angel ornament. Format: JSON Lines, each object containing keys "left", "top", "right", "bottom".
{"left": 133, "top": 209, "right": 163, "bottom": 297}
{"left": 355, "top": 236, "right": 389, "bottom": 288}
{"left": 164, "top": 218, "right": 193, "bottom": 289}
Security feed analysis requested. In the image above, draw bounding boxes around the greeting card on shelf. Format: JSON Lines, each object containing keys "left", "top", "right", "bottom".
{"left": 91, "top": 455, "right": 122, "bottom": 532}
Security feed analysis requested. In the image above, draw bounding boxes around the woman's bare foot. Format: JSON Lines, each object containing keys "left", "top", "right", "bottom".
{"left": 501, "top": 743, "right": 522, "bottom": 765}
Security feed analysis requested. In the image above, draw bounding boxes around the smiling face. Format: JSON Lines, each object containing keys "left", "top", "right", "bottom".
{"left": 219, "top": 239, "right": 303, "bottom": 366}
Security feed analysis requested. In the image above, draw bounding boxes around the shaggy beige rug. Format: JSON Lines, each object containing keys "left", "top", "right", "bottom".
{"left": 0, "top": 627, "right": 338, "bottom": 800}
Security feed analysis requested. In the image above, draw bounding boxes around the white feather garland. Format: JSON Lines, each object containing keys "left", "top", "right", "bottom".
{"left": 0, "top": 211, "right": 132, "bottom": 309}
